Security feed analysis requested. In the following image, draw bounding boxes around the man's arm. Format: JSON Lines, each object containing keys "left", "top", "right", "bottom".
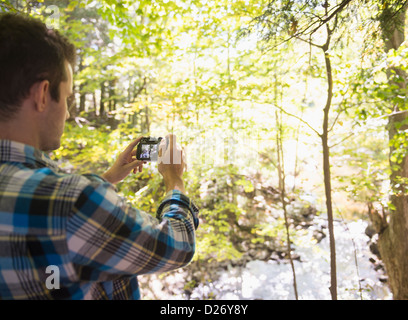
{"left": 67, "top": 180, "right": 198, "bottom": 280}
{"left": 67, "top": 134, "right": 198, "bottom": 280}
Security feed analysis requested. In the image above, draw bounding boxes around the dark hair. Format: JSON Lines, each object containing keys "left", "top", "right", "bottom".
{"left": 0, "top": 13, "right": 76, "bottom": 120}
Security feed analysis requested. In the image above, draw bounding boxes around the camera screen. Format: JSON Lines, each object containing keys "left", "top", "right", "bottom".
{"left": 140, "top": 143, "right": 159, "bottom": 160}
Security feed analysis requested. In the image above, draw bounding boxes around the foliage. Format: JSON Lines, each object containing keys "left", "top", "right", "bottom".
{"left": 2, "top": 0, "right": 403, "bottom": 298}
{"left": 344, "top": 40, "right": 408, "bottom": 208}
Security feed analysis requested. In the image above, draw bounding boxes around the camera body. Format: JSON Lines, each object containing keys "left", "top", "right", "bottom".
{"left": 136, "top": 137, "right": 163, "bottom": 161}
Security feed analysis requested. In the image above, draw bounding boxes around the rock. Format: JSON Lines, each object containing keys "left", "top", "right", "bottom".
{"left": 299, "top": 205, "right": 317, "bottom": 220}
{"left": 365, "top": 225, "right": 376, "bottom": 238}
{"left": 369, "top": 242, "right": 380, "bottom": 258}
{"left": 374, "top": 263, "right": 384, "bottom": 272}
{"left": 269, "top": 251, "right": 281, "bottom": 261}
{"left": 312, "top": 228, "right": 326, "bottom": 243}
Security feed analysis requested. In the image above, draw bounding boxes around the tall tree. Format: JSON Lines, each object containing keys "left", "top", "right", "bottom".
{"left": 245, "top": 0, "right": 353, "bottom": 299}
{"left": 368, "top": 0, "right": 408, "bottom": 300}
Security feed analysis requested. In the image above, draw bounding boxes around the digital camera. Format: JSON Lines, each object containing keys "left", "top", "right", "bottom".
{"left": 136, "top": 137, "right": 163, "bottom": 161}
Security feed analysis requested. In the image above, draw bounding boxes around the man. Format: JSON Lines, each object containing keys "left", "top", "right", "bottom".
{"left": 0, "top": 13, "right": 198, "bottom": 300}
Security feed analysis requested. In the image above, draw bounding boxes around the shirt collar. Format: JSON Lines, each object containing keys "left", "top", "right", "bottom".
{"left": 0, "top": 140, "right": 59, "bottom": 170}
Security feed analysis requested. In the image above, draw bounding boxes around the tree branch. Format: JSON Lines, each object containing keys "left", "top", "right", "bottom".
{"left": 233, "top": 97, "right": 321, "bottom": 136}
{"left": 307, "top": 0, "right": 353, "bottom": 36}
{"left": 328, "top": 133, "right": 354, "bottom": 149}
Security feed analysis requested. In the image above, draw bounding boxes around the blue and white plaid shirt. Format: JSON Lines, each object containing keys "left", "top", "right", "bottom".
{"left": 0, "top": 140, "right": 199, "bottom": 299}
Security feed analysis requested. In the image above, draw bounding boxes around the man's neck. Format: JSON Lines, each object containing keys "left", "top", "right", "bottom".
{"left": 0, "top": 118, "right": 40, "bottom": 150}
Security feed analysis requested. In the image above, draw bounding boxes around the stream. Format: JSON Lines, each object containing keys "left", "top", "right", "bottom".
{"left": 188, "top": 217, "right": 391, "bottom": 300}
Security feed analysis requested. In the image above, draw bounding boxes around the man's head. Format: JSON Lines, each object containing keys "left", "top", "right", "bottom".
{"left": 0, "top": 13, "right": 76, "bottom": 151}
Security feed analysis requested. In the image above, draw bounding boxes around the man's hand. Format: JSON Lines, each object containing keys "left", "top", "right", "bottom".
{"left": 102, "top": 137, "right": 146, "bottom": 185}
{"left": 158, "top": 134, "right": 186, "bottom": 194}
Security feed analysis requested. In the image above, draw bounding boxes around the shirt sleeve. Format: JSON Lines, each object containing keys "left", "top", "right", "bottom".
{"left": 66, "top": 176, "right": 199, "bottom": 282}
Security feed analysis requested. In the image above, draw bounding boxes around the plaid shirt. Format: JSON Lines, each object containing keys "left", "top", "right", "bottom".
{"left": 0, "top": 140, "right": 199, "bottom": 300}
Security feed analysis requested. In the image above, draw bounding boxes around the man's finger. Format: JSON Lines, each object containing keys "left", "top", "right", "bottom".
{"left": 126, "top": 159, "right": 144, "bottom": 170}
{"left": 124, "top": 136, "right": 144, "bottom": 154}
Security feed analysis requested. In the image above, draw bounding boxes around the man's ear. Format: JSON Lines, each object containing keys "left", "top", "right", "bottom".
{"left": 31, "top": 80, "right": 50, "bottom": 113}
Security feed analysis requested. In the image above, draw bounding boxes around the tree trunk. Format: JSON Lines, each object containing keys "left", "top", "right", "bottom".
{"left": 100, "top": 81, "right": 106, "bottom": 118}
{"left": 144, "top": 105, "right": 150, "bottom": 133}
{"left": 79, "top": 89, "right": 85, "bottom": 113}
{"left": 373, "top": 3, "right": 408, "bottom": 300}
{"left": 276, "top": 110, "right": 299, "bottom": 300}
{"left": 108, "top": 78, "right": 117, "bottom": 112}
{"left": 321, "top": 35, "right": 337, "bottom": 300}
{"left": 92, "top": 92, "right": 97, "bottom": 117}
{"left": 78, "top": 55, "right": 85, "bottom": 113}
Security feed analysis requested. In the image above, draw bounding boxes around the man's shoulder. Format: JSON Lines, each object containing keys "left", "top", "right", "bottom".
{"left": 35, "top": 170, "right": 114, "bottom": 200}
{"left": 0, "top": 162, "right": 111, "bottom": 201}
